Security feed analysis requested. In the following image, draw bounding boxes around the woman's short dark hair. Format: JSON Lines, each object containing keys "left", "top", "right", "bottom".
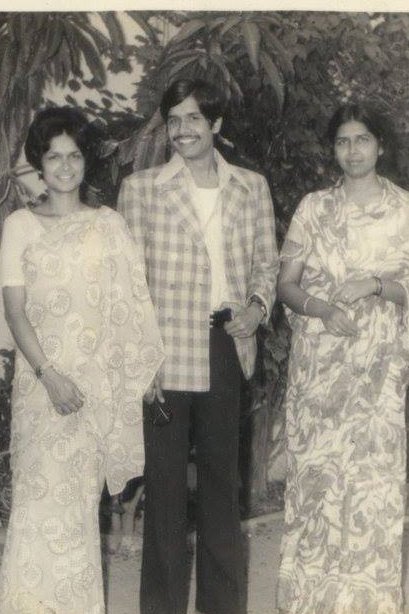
{"left": 25, "top": 106, "right": 97, "bottom": 173}
{"left": 160, "top": 79, "right": 227, "bottom": 125}
{"left": 327, "top": 103, "right": 390, "bottom": 147}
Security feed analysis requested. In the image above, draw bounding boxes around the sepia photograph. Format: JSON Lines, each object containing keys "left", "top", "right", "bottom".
{"left": 1, "top": 2, "right": 409, "bottom": 612}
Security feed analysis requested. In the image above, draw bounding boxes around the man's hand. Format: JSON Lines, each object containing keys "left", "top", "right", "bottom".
{"left": 144, "top": 372, "right": 164, "bottom": 404}
{"left": 221, "top": 301, "right": 264, "bottom": 338}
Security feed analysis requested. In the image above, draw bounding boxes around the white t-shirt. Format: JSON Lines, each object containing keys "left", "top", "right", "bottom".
{"left": 189, "top": 183, "right": 231, "bottom": 311}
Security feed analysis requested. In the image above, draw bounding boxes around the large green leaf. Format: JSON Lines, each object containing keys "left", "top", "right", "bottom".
{"left": 169, "top": 19, "right": 206, "bottom": 45}
{"left": 7, "top": 83, "right": 31, "bottom": 160}
{"left": 6, "top": 14, "right": 21, "bottom": 43}
{"left": 117, "top": 132, "right": 140, "bottom": 167}
{"left": 228, "top": 73, "right": 243, "bottom": 99}
{"left": 208, "top": 16, "right": 231, "bottom": 31}
{"left": 209, "top": 53, "right": 231, "bottom": 85}
{"left": 0, "top": 39, "right": 18, "bottom": 105}
{"left": 126, "top": 12, "right": 159, "bottom": 43}
{"left": 69, "top": 16, "right": 111, "bottom": 55}
{"left": 117, "top": 109, "right": 164, "bottom": 168}
{"left": 65, "top": 21, "right": 106, "bottom": 87}
{"left": 0, "top": 123, "right": 11, "bottom": 206}
{"left": 168, "top": 55, "right": 201, "bottom": 80}
{"left": 260, "top": 26, "right": 295, "bottom": 77}
{"left": 209, "top": 37, "right": 222, "bottom": 57}
{"left": 161, "top": 48, "right": 202, "bottom": 67}
{"left": 260, "top": 50, "right": 285, "bottom": 111}
{"left": 241, "top": 21, "right": 261, "bottom": 72}
{"left": 149, "top": 123, "right": 168, "bottom": 168}
{"left": 58, "top": 21, "right": 83, "bottom": 77}
{"left": 26, "top": 75, "right": 44, "bottom": 113}
{"left": 255, "top": 14, "right": 283, "bottom": 29}
{"left": 219, "top": 14, "right": 243, "bottom": 37}
{"left": 99, "top": 12, "right": 125, "bottom": 55}
{"left": 58, "top": 38, "right": 73, "bottom": 86}
{"left": 27, "top": 30, "right": 54, "bottom": 75}
{"left": 43, "top": 19, "right": 64, "bottom": 60}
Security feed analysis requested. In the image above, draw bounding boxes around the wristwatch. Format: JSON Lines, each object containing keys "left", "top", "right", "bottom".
{"left": 35, "top": 360, "right": 53, "bottom": 379}
{"left": 249, "top": 295, "right": 267, "bottom": 318}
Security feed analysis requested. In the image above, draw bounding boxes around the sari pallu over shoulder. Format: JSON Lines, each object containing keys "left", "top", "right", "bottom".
{"left": 20, "top": 205, "right": 164, "bottom": 494}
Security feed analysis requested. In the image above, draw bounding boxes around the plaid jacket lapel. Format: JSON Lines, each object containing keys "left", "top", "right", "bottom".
{"left": 221, "top": 178, "right": 246, "bottom": 242}
{"left": 221, "top": 178, "right": 247, "bottom": 297}
{"left": 159, "top": 175, "right": 206, "bottom": 250}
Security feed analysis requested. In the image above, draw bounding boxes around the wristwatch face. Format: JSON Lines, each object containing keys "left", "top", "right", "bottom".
{"left": 250, "top": 296, "right": 267, "bottom": 316}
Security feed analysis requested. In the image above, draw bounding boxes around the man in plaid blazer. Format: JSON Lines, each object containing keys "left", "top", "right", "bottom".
{"left": 118, "top": 78, "right": 278, "bottom": 614}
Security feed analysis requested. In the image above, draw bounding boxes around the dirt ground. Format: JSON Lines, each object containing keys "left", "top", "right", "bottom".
{"left": 2, "top": 514, "right": 409, "bottom": 613}
{"left": 104, "top": 511, "right": 284, "bottom": 614}
{"left": 0, "top": 512, "right": 283, "bottom": 614}
{"left": 105, "top": 513, "right": 409, "bottom": 614}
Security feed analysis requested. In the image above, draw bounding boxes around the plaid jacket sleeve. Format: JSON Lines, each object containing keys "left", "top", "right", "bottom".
{"left": 117, "top": 175, "right": 148, "bottom": 268}
{"left": 246, "top": 174, "right": 279, "bottom": 320}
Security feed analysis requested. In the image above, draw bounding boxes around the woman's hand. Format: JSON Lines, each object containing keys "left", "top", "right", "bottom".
{"left": 320, "top": 304, "right": 358, "bottom": 337}
{"left": 41, "top": 368, "right": 85, "bottom": 416}
{"left": 330, "top": 279, "right": 376, "bottom": 305}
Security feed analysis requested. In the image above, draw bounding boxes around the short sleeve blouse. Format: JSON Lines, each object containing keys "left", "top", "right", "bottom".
{"left": 0, "top": 209, "right": 43, "bottom": 287}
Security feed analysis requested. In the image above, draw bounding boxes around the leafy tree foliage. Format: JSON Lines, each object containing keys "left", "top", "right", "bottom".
{"left": 0, "top": 12, "right": 129, "bottom": 221}
{"left": 0, "top": 350, "right": 13, "bottom": 524}
{"left": 2, "top": 10, "right": 409, "bottom": 515}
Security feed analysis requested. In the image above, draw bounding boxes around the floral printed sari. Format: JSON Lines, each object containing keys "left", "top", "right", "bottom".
{"left": 0, "top": 206, "right": 163, "bottom": 613}
{"left": 278, "top": 177, "right": 409, "bottom": 614}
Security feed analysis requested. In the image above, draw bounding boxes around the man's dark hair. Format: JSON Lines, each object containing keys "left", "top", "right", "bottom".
{"left": 160, "top": 79, "right": 227, "bottom": 125}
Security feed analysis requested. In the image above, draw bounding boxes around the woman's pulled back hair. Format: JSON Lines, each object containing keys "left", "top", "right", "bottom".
{"left": 327, "top": 103, "right": 389, "bottom": 147}
{"left": 327, "top": 102, "right": 398, "bottom": 178}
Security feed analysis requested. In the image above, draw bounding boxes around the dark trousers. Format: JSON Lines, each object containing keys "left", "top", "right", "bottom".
{"left": 140, "top": 328, "right": 246, "bottom": 614}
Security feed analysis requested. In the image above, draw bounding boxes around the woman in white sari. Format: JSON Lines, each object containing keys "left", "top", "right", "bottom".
{"left": 0, "top": 107, "right": 164, "bottom": 613}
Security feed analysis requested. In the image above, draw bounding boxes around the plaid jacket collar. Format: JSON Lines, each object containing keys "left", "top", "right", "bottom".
{"left": 153, "top": 150, "right": 251, "bottom": 253}
{"left": 154, "top": 150, "right": 251, "bottom": 192}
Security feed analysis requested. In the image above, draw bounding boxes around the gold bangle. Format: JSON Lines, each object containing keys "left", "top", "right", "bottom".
{"left": 373, "top": 276, "right": 383, "bottom": 297}
{"left": 302, "top": 295, "right": 313, "bottom": 315}
{"left": 35, "top": 359, "right": 54, "bottom": 379}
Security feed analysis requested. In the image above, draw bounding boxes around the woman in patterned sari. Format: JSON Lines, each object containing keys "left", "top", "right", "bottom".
{"left": 277, "top": 104, "right": 409, "bottom": 614}
{"left": 0, "top": 107, "right": 164, "bottom": 613}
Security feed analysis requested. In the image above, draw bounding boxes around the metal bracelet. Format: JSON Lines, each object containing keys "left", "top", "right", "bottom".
{"left": 249, "top": 295, "right": 267, "bottom": 318}
{"left": 302, "top": 295, "right": 313, "bottom": 315}
{"left": 373, "top": 276, "right": 383, "bottom": 296}
{"left": 35, "top": 359, "right": 53, "bottom": 379}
